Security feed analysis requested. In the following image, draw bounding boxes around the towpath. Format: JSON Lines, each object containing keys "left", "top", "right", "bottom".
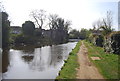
{"left": 76, "top": 41, "right": 104, "bottom": 79}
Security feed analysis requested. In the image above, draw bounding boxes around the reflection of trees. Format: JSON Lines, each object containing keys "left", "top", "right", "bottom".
{"left": 29, "top": 46, "right": 64, "bottom": 71}
{"left": 12, "top": 45, "right": 35, "bottom": 54}
{"left": 2, "top": 49, "right": 9, "bottom": 73}
{"left": 0, "top": 48, "right": 1, "bottom": 80}
{"left": 13, "top": 46, "right": 35, "bottom": 64}
{"left": 29, "top": 48, "right": 45, "bottom": 71}
{"left": 22, "top": 55, "right": 34, "bottom": 64}
{"left": 12, "top": 45, "right": 35, "bottom": 63}
{"left": 48, "top": 45, "right": 63, "bottom": 67}
{"left": 21, "top": 45, "right": 65, "bottom": 71}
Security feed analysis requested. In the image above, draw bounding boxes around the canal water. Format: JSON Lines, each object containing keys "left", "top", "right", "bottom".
{"left": 2, "top": 42, "right": 77, "bottom": 79}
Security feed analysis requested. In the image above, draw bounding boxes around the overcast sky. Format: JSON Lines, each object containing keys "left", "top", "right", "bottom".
{"left": 1, "top": 0, "right": 119, "bottom": 30}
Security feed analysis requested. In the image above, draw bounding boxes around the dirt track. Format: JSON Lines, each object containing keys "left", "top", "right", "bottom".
{"left": 76, "top": 41, "right": 104, "bottom": 79}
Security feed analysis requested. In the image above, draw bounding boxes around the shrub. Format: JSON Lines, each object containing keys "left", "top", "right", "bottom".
{"left": 104, "top": 31, "right": 120, "bottom": 54}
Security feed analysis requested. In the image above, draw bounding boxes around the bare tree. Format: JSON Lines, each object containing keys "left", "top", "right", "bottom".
{"left": 48, "top": 14, "right": 58, "bottom": 30}
{"left": 92, "top": 11, "right": 113, "bottom": 33}
{"left": 64, "top": 20, "right": 72, "bottom": 32}
{"left": 100, "top": 11, "right": 114, "bottom": 35}
{"left": 30, "top": 9, "right": 46, "bottom": 29}
{"left": 102, "top": 11, "right": 113, "bottom": 30}
{"left": 48, "top": 14, "right": 71, "bottom": 31}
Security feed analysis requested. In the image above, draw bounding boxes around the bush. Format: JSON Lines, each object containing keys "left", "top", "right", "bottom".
{"left": 104, "top": 31, "right": 120, "bottom": 54}
{"left": 14, "top": 34, "right": 25, "bottom": 44}
{"left": 88, "top": 34, "right": 104, "bottom": 47}
{"left": 22, "top": 21, "right": 35, "bottom": 36}
{"left": 95, "top": 35, "right": 104, "bottom": 47}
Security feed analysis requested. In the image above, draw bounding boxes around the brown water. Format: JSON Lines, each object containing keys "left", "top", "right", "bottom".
{"left": 2, "top": 42, "right": 76, "bottom": 79}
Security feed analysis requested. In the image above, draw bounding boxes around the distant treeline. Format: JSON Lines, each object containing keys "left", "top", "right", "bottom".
{"left": 69, "top": 11, "right": 120, "bottom": 55}
{"left": 2, "top": 10, "right": 72, "bottom": 48}
{"left": 2, "top": 10, "right": 120, "bottom": 54}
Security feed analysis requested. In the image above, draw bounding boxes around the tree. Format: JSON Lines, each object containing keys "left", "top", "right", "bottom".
{"left": 92, "top": 11, "right": 114, "bottom": 36}
{"left": 48, "top": 14, "right": 58, "bottom": 30}
{"left": 79, "top": 28, "right": 91, "bottom": 39}
{"left": 69, "top": 29, "right": 80, "bottom": 39}
{"left": 64, "top": 20, "right": 71, "bottom": 32}
{"left": 30, "top": 9, "right": 46, "bottom": 29}
{"left": 57, "top": 18, "right": 65, "bottom": 30}
{"left": 56, "top": 18, "right": 66, "bottom": 43}
{"left": 47, "top": 14, "right": 58, "bottom": 43}
{"left": 22, "top": 21, "right": 35, "bottom": 36}
{"left": 0, "top": 2, "right": 10, "bottom": 49}
{"left": 48, "top": 14, "right": 71, "bottom": 43}
{"left": 2, "top": 12, "right": 10, "bottom": 48}
{"left": 101, "top": 11, "right": 114, "bottom": 35}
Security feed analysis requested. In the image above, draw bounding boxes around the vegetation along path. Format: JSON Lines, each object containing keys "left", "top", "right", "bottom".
{"left": 76, "top": 41, "right": 104, "bottom": 79}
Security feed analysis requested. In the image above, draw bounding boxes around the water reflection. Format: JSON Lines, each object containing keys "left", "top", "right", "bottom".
{"left": 49, "top": 45, "right": 63, "bottom": 67}
{"left": 29, "top": 45, "right": 64, "bottom": 71}
{"left": 2, "top": 42, "right": 76, "bottom": 79}
{"left": 12, "top": 45, "right": 35, "bottom": 54}
{"left": 22, "top": 55, "right": 34, "bottom": 64}
{"left": 30, "top": 48, "right": 45, "bottom": 71}
{"left": 13, "top": 45, "right": 35, "bottom": 64}
{"left": 2, "top": 49, "right": 10, "bottom": 73}
{"left": 0, "top": 48, "right": 2, "bottom": 80}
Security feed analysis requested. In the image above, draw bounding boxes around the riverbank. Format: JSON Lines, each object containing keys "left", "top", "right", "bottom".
{"left": 56, "top": 41, "right": 81, "bottom": 79}
{"left": 84, "top": 41, "right": 119, "bottom": 79}
{"left": 56, "top": 40, "right": 119, "bottom": 80}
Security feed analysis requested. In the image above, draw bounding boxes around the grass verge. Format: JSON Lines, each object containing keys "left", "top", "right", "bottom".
{"left": 84, "top": 41, "right": 119, "bottom": 79}
{"left": 56, "top": 41, "right": 81, "bottom": 79}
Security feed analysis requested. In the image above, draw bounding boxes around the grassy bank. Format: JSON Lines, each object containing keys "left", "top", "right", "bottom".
{"left": 84, "top": 41, "right": 119, "bottom": 79}
{"left": 56, "top": 41, "right": 81, "bottom": 79}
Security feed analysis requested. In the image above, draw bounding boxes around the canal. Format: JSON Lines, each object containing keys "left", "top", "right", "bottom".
{"left": 2, "top": 42, "right": 77, "bottom": 79}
